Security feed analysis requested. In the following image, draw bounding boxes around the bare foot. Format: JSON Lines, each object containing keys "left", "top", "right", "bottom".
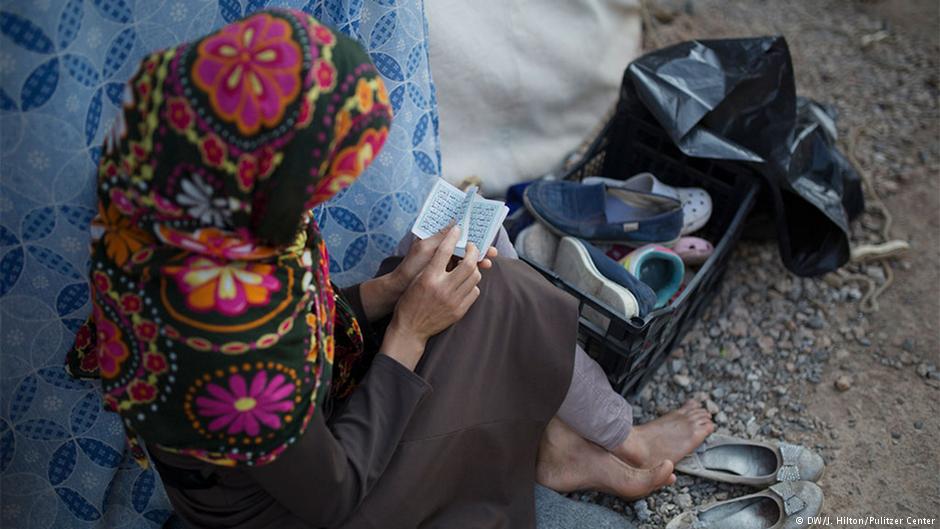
{"left": 537, "top": 418, "right": 675, "bottom": 500}
{"left": 614, "top": 399, "right": 715, "bottom": 469}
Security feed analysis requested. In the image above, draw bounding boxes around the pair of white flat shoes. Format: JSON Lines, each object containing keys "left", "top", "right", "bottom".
{"left": 667, "top": 435, "right": 826, "bottom": 529}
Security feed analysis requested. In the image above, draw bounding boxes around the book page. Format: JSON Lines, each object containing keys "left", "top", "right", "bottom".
{"left": 453, "top": 195, "right": 509, "bottom": 260}
{"left": 412, "top": 179, "right": 471, "bottom": 240}
{"left": 454, "top": 186, "right": 477, "bottom": 248}
{"left": 413, "top": 180, "right": 507, "bottom": 261}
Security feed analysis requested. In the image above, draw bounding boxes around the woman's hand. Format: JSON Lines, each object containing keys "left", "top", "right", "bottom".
{"left": 381, "top": 226, "right": 484, "bottom": 370}
{"left": 388, "top": 229, "right": 497, "bottom": 292}
{"left": 359, "top": 228, "right": 497, "bottom": 322}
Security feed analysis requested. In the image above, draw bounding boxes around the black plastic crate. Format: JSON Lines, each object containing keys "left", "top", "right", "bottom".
{"left": 517, "top": 112, "right": 760, "bottom": 397}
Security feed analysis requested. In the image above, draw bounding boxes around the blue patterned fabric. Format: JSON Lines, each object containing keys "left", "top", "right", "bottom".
{"left": 0, "top": 1, "right": 439, "bottom": 527}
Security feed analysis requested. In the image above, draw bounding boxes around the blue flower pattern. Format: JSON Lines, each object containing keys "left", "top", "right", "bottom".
{"left": 0, "top": 1, "right": 439, "bottom": 527}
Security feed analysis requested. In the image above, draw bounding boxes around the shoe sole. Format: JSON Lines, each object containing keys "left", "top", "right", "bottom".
{"left": 553, "top": 237, "right": 640, "bottom": 322}
{"left": 516, "top": 222, "right": 560, "bottom": 269}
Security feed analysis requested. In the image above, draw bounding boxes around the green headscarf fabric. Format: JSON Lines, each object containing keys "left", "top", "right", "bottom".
{"left": 65, "top": 9, "right": 392, "bottom": 468}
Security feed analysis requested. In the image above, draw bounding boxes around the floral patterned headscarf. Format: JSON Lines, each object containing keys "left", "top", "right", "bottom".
{"left": 66, "top": 9, "right": 392, "bottom": 467}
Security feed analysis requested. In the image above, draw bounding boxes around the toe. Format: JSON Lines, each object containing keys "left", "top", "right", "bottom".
{"left": 680, "top": 399, "right": 700, "bottom": 411}
{"left": 650, "top": 459, "right": 675, "bottom": 488}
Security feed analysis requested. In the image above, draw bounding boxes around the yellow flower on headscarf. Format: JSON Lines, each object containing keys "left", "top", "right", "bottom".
{"left": 355, "top": 78, "right": 374, "bottom": 113}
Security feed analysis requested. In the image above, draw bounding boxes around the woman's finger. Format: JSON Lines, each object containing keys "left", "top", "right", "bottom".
{"left": 455, "top": 266, "right": 482, "bottom": 296}
{"left": 477, "top": 246, "right": 497, "bottom": 269}
{"left": 429, "top": 226, "right": 462, "bottom": 271}
{"left": 448, "top": 244, "right": 479, "bottom": 283}
{"left": 456, "top": 286, "right": 481, "bottom": 314}
{"left": 462, "top": 243, "right": 480, "bottom": 266}
{"left": 412, "top": 224, "right": 450, "bottom": 256}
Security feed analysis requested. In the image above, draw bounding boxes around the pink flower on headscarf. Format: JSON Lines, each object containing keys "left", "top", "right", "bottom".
{"left": 156, "top": 226, "right": 277, "bottom": 260}
{"left": 93, "top": 304, "right": 130, "bottom": 379}
{"left": 164, "top": 255, "right": 281, "bottom": 316}
{"left": 196, "top": 371, "right": 295, "bottom": 436}
{"left": 192, "top": 13, "right": 303, "bottom": 135}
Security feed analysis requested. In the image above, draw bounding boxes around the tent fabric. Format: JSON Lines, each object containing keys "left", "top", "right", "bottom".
{"left": 427, "top": 0, "right": 643, "bottom": 196}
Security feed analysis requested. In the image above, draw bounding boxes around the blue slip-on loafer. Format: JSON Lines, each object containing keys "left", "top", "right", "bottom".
{"left": 523, "top": 179, "right": 683, "bottom": 245}
{"left": 584, "top": 174, "right": 713, "bottom": 236}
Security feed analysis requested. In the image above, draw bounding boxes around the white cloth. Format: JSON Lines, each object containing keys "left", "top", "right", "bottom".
{"left": 428, "top": 0, "right": 643, "bottom": 196}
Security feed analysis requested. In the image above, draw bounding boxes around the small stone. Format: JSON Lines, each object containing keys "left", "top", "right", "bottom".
{"left": 807, "top": 316, "right": 826, "bottom": 330}
{"left": 901, "top": 338, "right": 915, "bottom": 352}
{"left": 673, "top": 374, "right": 692, "bottom": 388}
{"left": 916, "top": 363, "right": 933, "bottom": 378}
{"left": 671, "top": 359, "right": 686, "bottom": 373}
{"left": 835, "top": 349, "right": 850, "bottom": 361}
{"left": 865, "top": 265, "right": 886, "bottom": 282}
{"left": 724, "top": 343, "right": 742, "bottom": 361}
{"left": 891, "top": 430, "right": 902, "bottom": 440}
{"left": 633, "top": 499, "right": 652, "bottom": 522}
{"left": 746, "top": 418, "right": 759, "bottom": 437}
{"left": 757, "top": 335, "right": 775, "bottom": 352}
{"left": 705, "top": 399, "right": 720, "bottom": 415}
{"left": 914, "top": 420, "right": 924, "bottom": 430}
{"left": 715, "top": 411, "right": 728, "bottom": 425}
{"left": 676, "top": 493, "right": 693, "bottom": 510}
{"left": 835, "top": 375, "right": 853, "bottom": 392}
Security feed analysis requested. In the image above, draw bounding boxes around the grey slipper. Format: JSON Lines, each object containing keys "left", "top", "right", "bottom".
{"left": 675, "top": 434, "right": 825, "bottom": 487}
{"left": 666, "top": 481, "right": 823, "bottom": 529}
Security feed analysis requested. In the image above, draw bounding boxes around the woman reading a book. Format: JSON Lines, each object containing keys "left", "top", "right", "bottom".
{"left": 66, "top": 10, "right": 711, "bottom": 528}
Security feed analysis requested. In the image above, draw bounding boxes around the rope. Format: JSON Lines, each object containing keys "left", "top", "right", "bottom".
{"left": 836, "top": 125, "right": 910, "bottom": 313}
{"left": 787, "top": 0, "right": 911, "bottom": 313}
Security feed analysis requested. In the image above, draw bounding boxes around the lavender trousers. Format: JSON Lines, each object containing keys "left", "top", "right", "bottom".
{"left": 395, "top": 228, "right": 633, "bottom": 450}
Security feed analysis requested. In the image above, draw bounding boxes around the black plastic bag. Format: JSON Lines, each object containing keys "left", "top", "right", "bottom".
{"left": 608, "top": 36, "right": 863, "bottom": 276}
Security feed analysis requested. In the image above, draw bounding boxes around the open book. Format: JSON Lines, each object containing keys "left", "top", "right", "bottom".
{"left": 411, "top": 179, "right": 509, "bottom": 261}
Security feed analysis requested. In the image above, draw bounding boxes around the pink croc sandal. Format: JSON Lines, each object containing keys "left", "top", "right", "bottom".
{"left": 674, "top": 236, "right": 713, "bottom": 266}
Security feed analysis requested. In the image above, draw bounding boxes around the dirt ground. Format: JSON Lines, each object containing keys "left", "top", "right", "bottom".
{"left": 640, "top": 0, "right": 939, "bottom": 522}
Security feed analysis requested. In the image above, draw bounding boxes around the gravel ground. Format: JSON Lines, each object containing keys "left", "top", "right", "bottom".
{"left": 573, "top": 1, "right": 940, "bottom": 526}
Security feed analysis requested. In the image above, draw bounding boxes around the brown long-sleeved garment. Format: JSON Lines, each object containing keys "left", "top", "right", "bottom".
{"left": 150, "top": 258, "right": 578, "bottom": 529}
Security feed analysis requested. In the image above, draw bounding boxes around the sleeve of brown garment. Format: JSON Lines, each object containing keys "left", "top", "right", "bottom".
{"left": 246, "top": 353, "right": 431, "bottom": 527}
{"left": 339, "top": 283, "right": 378, "bottom": 340}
